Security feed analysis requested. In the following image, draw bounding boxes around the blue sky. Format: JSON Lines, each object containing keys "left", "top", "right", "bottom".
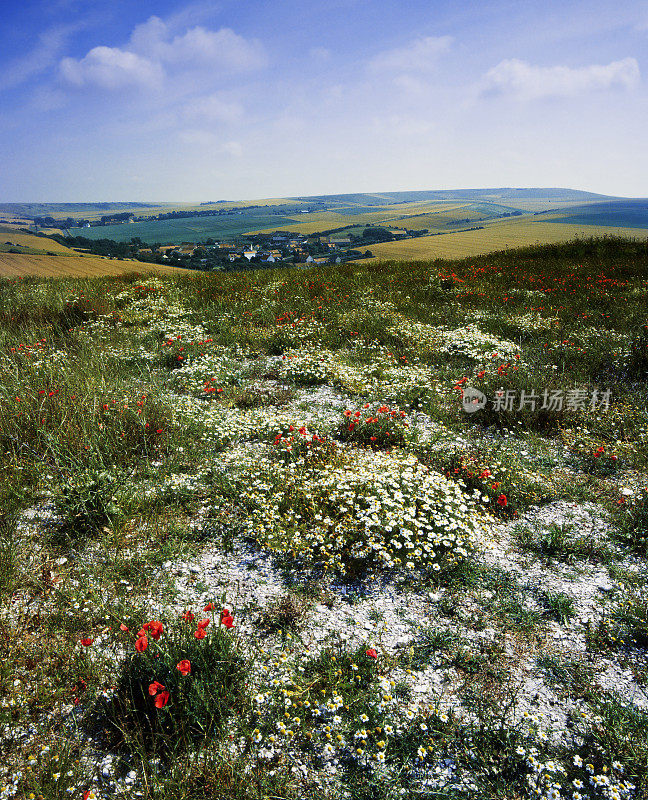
{"left": 1, "top": 0, "right": 646, "bottom": 201}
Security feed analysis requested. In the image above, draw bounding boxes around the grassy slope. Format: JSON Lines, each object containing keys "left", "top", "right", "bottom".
{"left": 0, "top": 236, "right": 647, "bottom": 799}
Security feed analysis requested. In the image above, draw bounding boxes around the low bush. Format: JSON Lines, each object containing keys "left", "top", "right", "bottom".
{"left": 101, "top": 606, "right": 247, "bottom": 757}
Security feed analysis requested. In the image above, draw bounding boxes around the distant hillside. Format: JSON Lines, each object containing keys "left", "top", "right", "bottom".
{"left": 0, "top": 202, "right": 163, "bottom": 217}
{"left": 289, "top": 188, "right": 619, "bottom": 206}
{"left": 542, "top": 199, "right": 648, "bottom": 229}
{"left": 0, "top": 189, "right": 621, "bottom": 221}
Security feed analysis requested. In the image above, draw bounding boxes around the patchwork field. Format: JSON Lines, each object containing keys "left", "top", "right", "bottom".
{"left": 7, "top": 191, "right": 644, "bottom": 250}
{"left": 1, "top": 236, "right": 647, "bottom": 800}
{"left": 76, "top": 212, "right": 302, "bottom": 244}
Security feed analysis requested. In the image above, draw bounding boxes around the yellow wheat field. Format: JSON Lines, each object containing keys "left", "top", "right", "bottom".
{"left": 0, "top": 226, "right": 78, "bottom": 254}
{"left": 0, "top": 253, "right": 193, "bottom": 278}
{"left": 363, "top": 218, "right": 648, "bottom": 261}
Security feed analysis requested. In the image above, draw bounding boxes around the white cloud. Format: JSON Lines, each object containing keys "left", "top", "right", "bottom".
{"left": 129, "top": 15, "right": 266, "bottom": 71}
{"left": 368, "top": 35, "right": 453, "bottom": 73}
{"left": 479, "top": 57, "right": 640, "bottom": 100}
{"left": 0, "top": 22, "right": 84, "bottom": 92}
{"left": 183, "top": 93, "right": 244, "bottom": 123}
{"left": 166, "top": 27, "right": 266, "bottom": 70}
{"left": 60, "top": 47, "right": 164, "bottom": 89}
{"left": 60, "top": 15, "right": 265, "bottom": 92}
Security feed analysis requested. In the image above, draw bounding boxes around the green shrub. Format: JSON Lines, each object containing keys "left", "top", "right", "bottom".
{"left": 104, "top": 609, "right": 247, "bottom": 756}
{"left": 337, "top": 403, "right": 410, "bottom": 449}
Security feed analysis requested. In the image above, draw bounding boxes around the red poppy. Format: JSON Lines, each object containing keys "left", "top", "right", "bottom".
{"left": 154, "top": 690, "right": 170, "bottom": 708}
{"left": 497, "top": 494, "right": 508, "bottom": 507}
{"left": 143, "top": 620, "right": 164, "bottom": 641}
{"left": 119, "top": 623, "right": 129, "bottom": 632}
{"left": 177, "top": 659, "right": 191, "bottom": 676}
{"left": 135, "top": 635, "right": 148, "bottom": 652}
{"left": 194, "top": 628, "right": 206, "bottom": 640}
{"left": 148, "top": 681, "right": 165, "bottom": 696}
{"left": 80, "top": 637, "right": 94, "bottom": 646}
{"left": 221, "top": 613, "right": 234, "bottom": 629}
{"left": 197, "top": 618, "right": 210, "bottom": 629}
{"left": 365, "top": 648, "right": 378, "bottom": 659}
{"left": 203, "top": 602, "right": 215, "bottom": 611}
{"left": 182, "top": 610, "right": 195, "bottom": 622}
{"left": 221, "top": 608, "right": 234, "bottom": 626}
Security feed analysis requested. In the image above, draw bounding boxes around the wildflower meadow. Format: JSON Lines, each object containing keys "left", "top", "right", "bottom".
{"left": 1, "top": 236, "right": 647, "bottom": 799}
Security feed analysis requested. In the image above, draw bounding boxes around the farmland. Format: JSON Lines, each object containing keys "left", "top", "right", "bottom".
{"left": 544, "top": 199, "right": 648, "bottom": 229}
{"left": 72, "top": 211, "right": 302, "bottom": 244}
{"left": 1, "top": 236, "right": 647, "bottom": 799}
{"left": 0, "top": 225, "right": 77, "bottom": 255}
{"left": 7, "top": 189, "right": 639, "bottom": 250}
{"left": 0, "top": 253, "right": 192, "bottom": 278}
{"left": 364, "top": 217, "right": 648, "bottom": 261}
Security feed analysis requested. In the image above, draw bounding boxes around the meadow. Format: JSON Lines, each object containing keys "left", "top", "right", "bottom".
{"left": 1, "top": 236, "right": 647, "bottom": 800}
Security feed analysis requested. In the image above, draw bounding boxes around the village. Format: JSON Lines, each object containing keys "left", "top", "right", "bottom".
{"left": 134, "top": 230, "right": 379, "bottom": 269}
{"left": 51, "top": 225, "right": 432, "bottom": 271}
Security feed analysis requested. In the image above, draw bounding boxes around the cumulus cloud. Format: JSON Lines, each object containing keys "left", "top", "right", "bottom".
{"left": 479, "top": 57, "right": 640, "bottom": 100}
{"left": 60, "top": 15, "right": 266, "bottom": 92}
{"left": 129, "top": 16, "right": 266, "bottom": 70}
{"left": 60, "top": 46, "right": 163, "bottom": 90}
{"left": 368, "top": 35, "right": 453, "bottom": 72}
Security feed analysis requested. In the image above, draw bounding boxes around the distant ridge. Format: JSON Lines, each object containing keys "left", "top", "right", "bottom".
{"left": 289, "top": 188, "right": 620, "bottom": 205}
{"left": 0, "top": 189, "right": 624, "bottom": 218}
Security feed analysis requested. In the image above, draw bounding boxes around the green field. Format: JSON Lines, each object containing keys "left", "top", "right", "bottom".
{"left": 76, "top": 212, "right": 302, "bottom": 243}
{"left": 546, "top": 199, "right": 648, "bottom": 228}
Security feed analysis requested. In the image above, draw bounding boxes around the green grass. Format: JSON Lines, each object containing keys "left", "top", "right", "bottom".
{"left": 1, "top": 235, "right": 647, "bottom": 799}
